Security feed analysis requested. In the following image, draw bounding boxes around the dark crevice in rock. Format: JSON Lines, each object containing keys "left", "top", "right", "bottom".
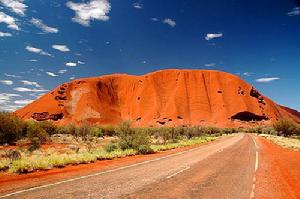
{"left": 231, "top": 111, "right": 268, "bottom": 122}
{"left": 55, "top": 96, "right": 67, "bottom": 101}
{"left": 237, "top": 87, "right": 245, "bottom": 96}
{"left": 250, "top": 87, "right": 261, "bottom": 98}
{"left": 136, "top": 117, "right": 142, "bottom": 121}
{"left": 32, "top": 112, "right": 64, "bottom": 121}
{"left": 57, "top": 90, "right": 65, "bottom": 95}
{"left": 250, "top": 87, "right": 266, "bottom": 105}
{"left": 157, "top": 121, "right": 166, "bottom": 125}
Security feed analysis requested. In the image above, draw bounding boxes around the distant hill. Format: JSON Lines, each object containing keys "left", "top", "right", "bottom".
{"left": 14, "top": 69, "right": 300, "bottom": 127}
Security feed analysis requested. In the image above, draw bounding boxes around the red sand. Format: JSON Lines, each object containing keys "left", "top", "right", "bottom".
{"left": 14, "top": 69, "right": 300, "bottom": 127}
{"left": 255, "top": 137, "right": 300, "bottom": 199}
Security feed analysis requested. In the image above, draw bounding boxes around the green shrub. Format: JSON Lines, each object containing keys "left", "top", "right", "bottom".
{"left": 159, "top": 128, "right": 173, "bottom": 143}
{"left": 75, "top": 123, "right": 93, "bottom": 140}
{"left": 26, "top": 121, "right": 49, "bottom": 143}
{"left": 0, "top": 112, "right": 26, "bottom": 144}
{"left": 28, "top": 137, "right": 41, "bottom": 152}
{"left": 261, "top": 127, "right": 276, "bottom": 135}
{"left": 60, "top": 123, "right": 77, "bottom": 135}
{"left": 117, "top": 121, "right": 152, "bottom": 151}
{"left": 93, "top": 127, "right": 104, "bottom": 137}
{"left": 222, "top": 128, "right": 237, "bottom": 135}
{"left": 184, "top": 127, "right": 205, "bottom": 138}
{"left": 200, "top": 126, "right": 221, "bottom": 136}
{"left": 273, "top": 118, "right": 299, "bottom": 137}
{"left": 104, "top": 141, "right": 118, "bottom": 152}
{"left": 136, "top": 145, "right": 154, "bottom": 155}
{"left": 39, "top": 121, "right": 57, "bottom": 135}
{"left": 101, "top": 125, "right": 117, "bottom": 137}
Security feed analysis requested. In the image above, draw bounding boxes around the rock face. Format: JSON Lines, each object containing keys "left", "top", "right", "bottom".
{"left": 14, "top": 69, "right": 300, "bottom": 127}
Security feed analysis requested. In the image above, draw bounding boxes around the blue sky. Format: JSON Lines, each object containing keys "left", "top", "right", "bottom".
{"left": 0, "top": 0, "right": 299, "bottom": 111}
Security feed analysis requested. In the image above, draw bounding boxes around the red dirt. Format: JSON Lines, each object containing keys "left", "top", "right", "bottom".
{"left": 255, "top": 136, "right": 300, "bottom": 199}
{"left": 0, "top": 141, "right": 213, "bottom": 194}
{"left": 14, "top": 69, "right": 300, "bottom": 127}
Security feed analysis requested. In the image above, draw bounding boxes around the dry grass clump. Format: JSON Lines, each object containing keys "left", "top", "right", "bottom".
{"left": 2, "top": 134, "right": 218, "bottom": 174}
{"left": 151, "top": 136, "right": 216, "bottom": 152}
{"left": 0, "top": 115, "right": 232, "bottom": 174}
{"left": 260, "top": 134, "right": 300, "bottom": 151}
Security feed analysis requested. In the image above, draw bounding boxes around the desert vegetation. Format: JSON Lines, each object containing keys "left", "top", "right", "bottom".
{"left": 1, "top": 112, "right": 299, "bottom": 174}
{"left": 0, "top": 112, "right": 226, "bottom": 174}
{"left": 256, "top": 118, "right": 300, "bottom": 151}
{"left": 241, "top": 118, "right": 300, "bottom": 137}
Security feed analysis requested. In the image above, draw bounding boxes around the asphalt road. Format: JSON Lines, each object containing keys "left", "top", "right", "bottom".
{"left": 1, "top": 134, "right": 258, "bottom": 199}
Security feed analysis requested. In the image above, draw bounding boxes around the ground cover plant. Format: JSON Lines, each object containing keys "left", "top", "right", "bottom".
{"left": 0, "top": 113, "right": 227, "bottom": 173}
{"left": 3, "top": 112, "right": 299, "bottom": 174}
{"left": 259, "top": 134, "right": 300, "bottom": 151}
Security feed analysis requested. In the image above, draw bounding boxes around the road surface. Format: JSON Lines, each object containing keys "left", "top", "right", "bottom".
{"left": 1, "top": 133, "right": 261, "bottom": 199}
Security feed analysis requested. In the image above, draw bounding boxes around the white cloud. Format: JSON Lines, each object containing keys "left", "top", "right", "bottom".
{"left": 66, "top": 62, "right": 77, "bottom": 67}
{"left": 0, "top": 93, "right": 20, "bottom": 104}
{"left": 77, "top": 60, "right": 85, "bottom": 64}
{"left": 205, "top": 33, "right": 223, "bottom": 41}
{"left": 30, "top": 18, "right": 59, "bottom": 33}
{"left": 20, "top": 80, "right": 41, "bottom": 88}
{"left": 25, "top": 45, "right": 52, "bottom": 57}
{"left": 0, "top": 11, "right": 20, "bottom": 30}
{"left": 151, "top": 17, "right": 159, "bottom": 22}
{"left": 58, "top": 69, "right": 67, "bottom": 74}
{"left": 29, "top": 92, "right": 46, "bottom": 98}
{"left": 204, "top": 63, "right": 215, "bottom": 67}
{"left": 0, "top": 80, "right": 13, "bottom": 85}
{"left": 66, "top": 0, "right": 111, "bottom": 26}
{"left": 0, "top": 31, "right": 12, "bottom": 37}
{"left": 14, "top": 99, "right": 33, "bottom": 105}
{"left": 46, "top": 72, "right": 58, "bottom": 77}
{"left": 52, "top": 44, "right": 70, "bottom": 52}
{"left": 13, "top": 87, "right": 48, "bottom": 92}
{"left": 70, "top": 76, "right": 75, "bottom": 80}
{"left": 287, "top": 7, "right": 300, "bottom": 16}
{"left": 1, "top": 105, "right": 23, "bottom": 111}
{"left": 0, "top": 0, "right": 27, "bottom": 16}
{"left": 27, "top": 59, "right": 37, "bottom": 62}
{"left": 243, "top": 72, "right": 253, "bottom": 76}
{"left": 255, "top": 77, "right": 280, "bottom": 83}
{"left": 133, "top": 2, "right": 143, "bottom": 9}
{"left": 163, "top": 18, "right": 176, "bottom": 27}
{"left": 4, "top": 73, "right": 21, "bottom": 78}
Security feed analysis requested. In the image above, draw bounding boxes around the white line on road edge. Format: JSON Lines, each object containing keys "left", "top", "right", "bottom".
{"left": 166, "top": 166, "right": 190, "bottom": 179}
{"left": 255, "top": 151, "right": 259, "bottom": 172}
{"left": 250, "top": 135, "right": 259, "bottom": 199}
{"left": 0, "top": 137, "right": 239, "bottom": 199}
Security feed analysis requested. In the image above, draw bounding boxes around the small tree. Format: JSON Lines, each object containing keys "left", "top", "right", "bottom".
{"left": 117, "top": 121, "right": 153, "bottom": 154}
{"left": 39, "top": 121, "right": 57, "bottom": 135}
{"left": 0, "top": 112, "right": 25, "bottom": 144}
{"left": 75, "top": 123, "right": 94, "bottom": 141}
{"left": 26, "top": 121, "right": 49, "bottom": 143}
{"left": 273, "top": 118, "right": 298, "bottom": 137}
